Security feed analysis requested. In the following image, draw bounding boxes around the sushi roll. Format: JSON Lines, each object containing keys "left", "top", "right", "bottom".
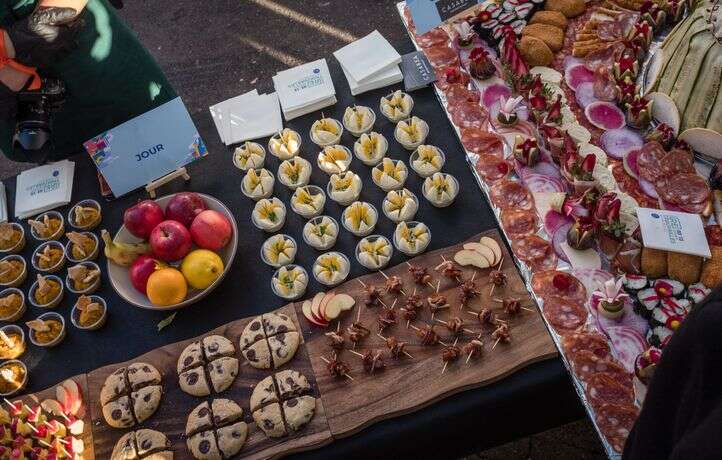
{"left": 653, "top": 279, "right": 684, "bottom": 297}
{"left": 660, "top": 297, "right": 690, "bottom": 315}
{"left": 651, "top": 305, "right": 686, "bottom": 329}
{"left": 687, "top": 282, "right": 711, "bottom": 304}
{"left": 637, "top": 287, "right": 660, "bottom": 318}
{"left": 622, "top": 274, "right": 648, "bottom": 292}
{"left": 647, "top": 326, "right": 674, "bottom": 348}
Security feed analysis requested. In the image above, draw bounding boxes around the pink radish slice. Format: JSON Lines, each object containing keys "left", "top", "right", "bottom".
{"left": 552, "top": 223, "right": 572, "bottom": 263}
{"left": 563, "top": 55, "right": 584, "bottom": 72}
{"left": 571, "top": 268, "right": 613, "bottom": 296}
{"left": 604, "top": 325, "right": 649, "bottom": 372}
{"left": 524, "top": 173, "right": 565, "bottom": 193}
{"left": 544, "top": 210, "right": 573, "bottom": 235}
{"left": 489, "top": 101, "right": 501, "bottom": 122}
{"left": 517, "top": 161, "right": 562, "bottom": 181}
{"left": 574, "top": 82, "right": 598, "bottom": 108}
{"left": 565, "top": 64, "right": 595, "bottom": 92}
{"left": 482, "top": 84, "right": 512, "bottom": 109}
{"left": 639, "top": 178, "right": 658, "bottom": 199}
{"left": 600, "top": 128, "right": 644, "bottom": 159}
{"left": 585, "top": 101, "right": 625, "bottom": 130}
{"left": 622, "top": 149, "right": 641, "bottom": 179}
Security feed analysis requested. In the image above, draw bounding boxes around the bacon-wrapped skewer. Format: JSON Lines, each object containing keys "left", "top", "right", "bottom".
{"left": 325, "top": 331, "right": 345, "bottom": 351}
{"left": 491, "top": 323, "right": 511, "bottom": 350}
{"left": 377, "top": 307, "right": 397, "bottom": 332}
{"left": 458, "top": 274, "right": 480, "bottom": 308}
{"left": 320, "top": 355, "right": 353, "bottom": 381}
{"left": 466, "top": 307, "right": 500, "bottom": 326}
{"left": 379, "top": 271, "right": 406, "bottom": 296}
{"left": 441, "top": 338, "right": 461, "bottom": 374}
{"left": 434, "top": 257, "right": 463, "bottom": 284}
{"left": 346, "top": 322, "right": 370, "bottom": 348}
{"left": 435, "top": 316, "right": 477, "bottom": 337}
{"left": 427, "top": 292, "right": 450, "bottom": 319}
{"left": 349, "top": 349, "right": 386, "bottom": 374}
{"left": 377, "top": 333, "right": 414, "bottom": 359}
{"left": 488, "top": 265, "right": 507, "bottom": 296}
{"left": 410, "top": 324, "right": 447, "bottom": 346}
{"left": 407, "top": 263, "right": 434, "bottom": 288}
{"left": 401, "top": 288, "right": 424, "bottom": 326}
{"left": 463, "top": 339, "right": 484, "bottom": 363}
{"left": 493, "top": 297, "right": 533, "bottom": 316}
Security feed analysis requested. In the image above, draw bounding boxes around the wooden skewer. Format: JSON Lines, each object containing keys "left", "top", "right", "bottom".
{"left": 389, "top": 299, "right": 397, "bottom": 310}
{"left": 470, "top": 271, "right": 476, "bottom": 282}
{"left": 379, "top": 270, "right": 407, "bottom": 296}
{"left": 357, "top": 279, "right": 367, "bottom": 288}
{"left": 348, "top": 349, "right": 364, "bottom": 358}
{"left": 319, "top": 356, "right": 354, "bottom": 381}
{"left": 434, "top": 318, "right": 477, "bottom": 336}
{"left": 26, "top": 423, "right": 39, "bottom": 434}
{"left": 441, "top": 338, "right": 459, "bottom": 375}
{"left": 3, "top": 398, "right": 17, "bottom": 411}
{"left": 357, "top": 301, "right": 362, "bottom": 322}
{"left": 489, "top": 283, "right": 496, "bottom": 297}
{"left": 492, "top": 337, "right": 501, "bottom": 351}
{"left": 378, "top": 333, "right": 415, "bottom": 359}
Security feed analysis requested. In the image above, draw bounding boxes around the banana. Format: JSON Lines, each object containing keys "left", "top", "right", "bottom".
{"left": 101, "top": 229, "right": 151, "bottom": 266}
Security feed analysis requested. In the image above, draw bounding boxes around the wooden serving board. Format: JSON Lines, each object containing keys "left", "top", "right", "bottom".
{"left": 296, "top": 229, "right": 558, "bottom": 437}
{"left": 86, "top": 304, "right": 332, "bottom": 460}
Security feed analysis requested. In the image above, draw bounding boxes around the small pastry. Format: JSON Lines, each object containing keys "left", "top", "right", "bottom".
{"left": 317, "top": 145, "right": 352, "bottom": 175}
{"left": 252, "top": 198, "right": 286, "bottom": 232}
{"left": 272, "top": 265, "right": 308, "bottom": 300}
{"left": 380, "top": 90, "right": 414, "bottom": 122}
{"left": 0, "top": 289, "right": 25, "bottom": 322}
{"left": 290, "top": 185, "right": 326, "bottom": 219}
{"left": 261, "top": 234, "right": 296, "bottom": 267}
{"left": 0, "top": 325, "right": 25, "bottom": 360}
{"left": 382, "top": 188, "right": 418, "bottom": 223}
{"left": 66, "top": 262, "right": 101, "bottom": 294}
{"left": 242, "top": 168, "right": 275, "bottom": 200}
{"left": 0, "top": 223, "right": 25, "bottom": 253}
{"left": 303, "top": 216, "right": 338, "bottom": 250}
{"left": 32, "top": 241, "right": 65, "bottom": 273}
{"left": 0, "top": 256, "right": 26, "bottom": 288}
{"left": 310, "top": 117, "right": 343, "bottom": 146}
{"left": 0, "top": 360, "right": 27, "bottom": 395}
{"left": 371, "top": 158, "right": 408, "bottom": 191}
{"left": 394, "top": 116, "right": 429, "bottom": 150}
{"left": 28, "top": 212, "right": 64, "bottom": 241}
{"left": 343, "top": 106, "right": 375, "bottom": 136}
{"left": 278, "top": 157, "right": 312, "bottom": 189}
{"left": 66, "top": 231, "right": 99, "bottom": 262}
{"left": 394, "top": 221, "right": 431, "bottom": 255}
{"left": 353, "top": 132, "right": 387, "bottom": 166}
{"left": 27, "top": 313, "right": 66, "bottom": 347}
{"left": 312, "top": 252, "right": 350, "bottom": 286}
{"left": 342, "top": 201, "right": 378, "bottom": 237}
{"left": 71, "top": 294, "right": 107, "bottom": 330}
{"left": 233, "top": 141, "right": 266, "bottom": 170}
{"left": 423, "top": 172, "right": 459, "bottom": 207}
{"left": 356, "top": 235, "right": 393, "bottom": 270}
{"left": 31, "top": 274, "right": 64, "bottom": 308}
{"left": 411, "top": 145, "right": 445, "bottom": 177}
{"left": 327, "top": 171, "right": 362, "bottom": 205}
{"left": 268, "top": 129, "right": 301, "bottom": 160}
{"left": 69, "top": 199, "right": 102, "bottom": 230}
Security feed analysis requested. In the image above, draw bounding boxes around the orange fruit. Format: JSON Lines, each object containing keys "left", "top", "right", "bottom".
{"left": 146, "top": 267, "right": 188, "bottom": 306}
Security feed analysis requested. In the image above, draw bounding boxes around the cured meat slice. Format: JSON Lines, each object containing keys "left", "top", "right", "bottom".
{"left": 595, "top": 403, "right": 639, "bottom": 453}
{"left": 569, "top": 350, "right": 632, "bottom": 387}
{"left": 584, "top": 42, "right": 624, "bottom": 72}
{"left": 444, "top": 84, "right": 481, "bottom": 106}
{"left": 461, "top": 128, "right": 504, "bottom": 156}
{"left": 586, "top": 374, "right": 634, "bottom": 409}
{"left": 636, "top": 142, "right": 666, "bottom": 183}
{"left": 434, "top": 66, "right": 470, "bottom": 90}
{"left": 593, "top": 73, "right": 618, "bottom": 102}
{"left": 451, "top": 102, "right": 487, "bottom": 129}
{"left": 657, "top": 173, "right": 710, "bottom": 205}
{"left": 475, "top": 154, "right": 511, "bottom": 183}
{"left": 416, "top": 27, "right": 450, "bottom": 48}
{"left": 500, "top": 209, "right": 538, "bottom": 238}
{"left": 423, "top": 45, "right": 459, "bottom": 68}
{"left": 659, "top": 149, "right": 695, "bottom": 177}
{"left": 514, "top": 235, "right": 558, "bottom": 271}
{"left": 541, "top": 296, "right": 587, "bottom": 334}
{"left": 561, "top": 331, "right": 611, "bottom": 359}
{"left": 489, "top": 180, "right": 534, "bottom": 210}
{"left": 532, "top": 270, "right": 588, "bottom": 305}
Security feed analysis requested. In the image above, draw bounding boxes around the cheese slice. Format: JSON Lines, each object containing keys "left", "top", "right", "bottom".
{"left": 532, "top": 192, "right": 557, "bottom": 224}
{"left": 560, "top": 241, "right": 602, "bottom": 269}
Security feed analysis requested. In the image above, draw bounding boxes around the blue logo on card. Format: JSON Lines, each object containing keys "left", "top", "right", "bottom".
{"left": 651, "top": 213, "right": 660, "bottom": 218}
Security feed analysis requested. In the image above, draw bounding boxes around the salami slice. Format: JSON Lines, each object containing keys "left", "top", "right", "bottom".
{"left": 501, "top": 208, "right": 538, "bottom": 238}
{"left": 475, "top": 154, "right": 511, "bottom": 183}
{"left": 461, "top": 128, "right": 504, "bottom": 156}
{"left": 586, "top": 374, "right": 634, "bottom": 409}
{"left": 489, "top": 180, "right": 534, "bottom": 210}
{"left": 584, "top": 42, "right": 624, "bottom": 72}
{"left": 531, "top": 270, "right": 588, "bottom": 305}
{"left": 636, "top": 142, "right": 667, "bottom": 183}
{"left": 570, "top": 350, "right": 632, "bottom": 386}
{"left": 677, "top": 199, "right": 709, "bottom": 215}
{"left": 417, "top": 27, "right": 450, "bottom": 49}
{"left": 434, "top": 66, "right": 470, "bottom": 90}
{"left": 450, "top": 102, "right": 487, "bottom": 129}
{"left": 657, "top": 173, "right": 710, "bottom": 205}
{"left": 444, "top": 84, "right": 481, "bottom": 106}
{"left": 561, "top": 331, "right": 611, "bottom": 359}
{"left": 424, "top": 45, "right": 459, "bottom": 68}
{"left": 706, "top": 225, "right": 722, "bottom": 246}
{"left": 659, "top": 149, "right": 695, "bottom": 177}
{"left": 541, "top": 295, "right": 587, "bottom": 334}
{"left": 595, "top": 403, "right": 639, "bottom": 453}
{"left": 513, "top": 235, "right": 557, "bottom": 268}
{"left": 593, "top": 73, "right": 618, "bottom": 102}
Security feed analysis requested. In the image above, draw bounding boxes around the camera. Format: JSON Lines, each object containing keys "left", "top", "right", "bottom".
{"left": 12, "top": 78, "right": 66, "bottom": 161}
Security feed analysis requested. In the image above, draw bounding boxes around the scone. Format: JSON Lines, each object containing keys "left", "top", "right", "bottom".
{"left": 216, "top": 421, "right": 248, "bottom": 458}
{"left": 207, "top": 356, "right": 238, "bottom": 393}
{"left": 110, "top": 429, "right": 172, "bottom": 460}
{"left": 187, "top": 430, "right": 221, "bottom": 460}
{"left": 252, "top": 403, "right": 287, "bottom": 438}
{"left": 177, "top": 340, "right": 204, "bottom": 373}
{"left": 179, "top": 367, "right": 210, "bottom": 397}
{"left": 268, "top": 331, "right": 300, "bottom": 368}
{"left": 283, "top": 396, "right": 316, "bottom": 432}
{"left": 186, "top": 399, "right": 247, "bottom": 459}
{"left": 136, "top": 428, "right": 172, "bottom": 457}
{"left": 262, "top": 312, "right": 296, "bottom": 336}
{"left": 132, "top": 385, "right": 163, "bottom": 423}
{"left": 275, "top": 369, "right": 310, "bottom": 399}
{"left": 242, "top": 339, "right": 272, "bottom": 369}
{"left": 250, "top": 375, "right": 278, "bottom": 412}
{"left": 177, "top": 334, "right": 238, "bottom": 397}
{"left": 100, "top": 362, "right": 163, "bottom": 428}
{"left": 102, "top": 395, "right": 135, "bottom": 429}
{"left": 202, "top": 335, "right": 235, "bottom": 360}
{"left": 186, "top": 401, "right": 213, "bottom": 436}
{"left": 239, "top": 316, "right": 265, "bottom": 349}
{"left": 249, "top": 369, "right": 317, "bottom": 439}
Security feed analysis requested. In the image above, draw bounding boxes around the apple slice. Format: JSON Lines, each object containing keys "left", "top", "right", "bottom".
{"left": 310, "top": 293, "right": 326, "bottom": 323}
{"left": 62, "top": 379, "right": 83, "bottom": 416}
{"left": 480, "top": 236, "right": 502, "bottom": 266}
{"left": 68, "top": 419, "right": 85, "bottom": 436}
{"left": 324, "top": 294, "right": 355, "bottom": 320}
{"left": 463, "top": 243, "right": 494, "bottom": 266}
{"left": 41, "top": 399, "right": 65, "bottom": 417}
{"left": 319, "top": 292, "right": 336, "bottom": 322}
{"left": 454, "top": 249, "right": 491, "bottom": 269}
{"left": 302, "top": 300, "right": 328, "bottom": 327}
{"left": 70, "top": 436, "right": 85, "bottom": 453}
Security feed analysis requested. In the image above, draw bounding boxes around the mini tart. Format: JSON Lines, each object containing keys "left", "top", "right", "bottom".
{"left": 312, "top": 252, "right": 350, "bottom": 286}
{"left": 342, "top": 106, "right": 375, "bottom": 136}
{"left": 423, "top": 172, "right": 459, "bottom": 207}
{"left": 278, "top": 157, "right": 312, "bottom": 189}
{"left": 0, "top": 255, "right": 27, "bottom": 288}
{"left": 233, "top": 141, "right": 266, "bottom": 170}
{"left": 394, "top": 221, "right": 431, "bottom": 255}
{"left": 28, "top": 212, "right": 64, "bottom": 241}
{"left": 394, "top": 116, "right": 429, "bottom": 150}
{"left": 356, "top": 235, "right": 392, "bottom": 270}
{"left": 371, "top": 158, "right": 408, "bottom": 191}
{"left": 32, "top": 241, "right": 66, "bottom": 273}
{"left": 317, "top": 145, "right": 352, "bottom": 175}
{"left": 69, "top": 199, "right": 102, "bottom": 230}
{"left": 290, "top": 186, "right": 326, "bottom": 218}
{"left": 342, "top": 202, "right": 377, "bottom": 236}
{"left": 268, "top": 129, "right": 301, "bottom": 160}
{"left": 30, "top": 274, "right": 64, "bottom": 308}
{"left": 0, "top": 325, "right": 25, "bottom": 360}
{"left": 71, "top": 294, "right": 107, "bottom": 330}
{"left": 272, "top": 265, "right": 308, "bottom": 300}
{"left": 66, "top": 262, "right": 101, "bottom": 294}
{"left": 0, "top": 288, "right": 25, "bottom": 322}
{"left": 382, "top": 188, "right": 419, "bottom": 223}
{"left": 261, "top": 234, "right": 296, "bottom": 267}
{"left": 327, "top": 171, "right": 362, "bottom": 205}
{"left": 310, "top": 118, "right": 343, "bottom": 147}
{"left": 27, "top": 312, "right": 65, "bottom": 347}
{"left": 353, "top": 132, "right": 387, "bottom": 166}
{"left": 380, "top": 90, "right": 414, "bottom": 122}
{"left": 252, "top": 198, "right": 286, "bottom": 232}
{"left": 411, "top": 145, "right": 445, "bottom": 177}
{"left": 0, "top": 360, "right": 27, "bottom": 396}
{"left": 0, "top": 223, "right": 25, "bottom": 254}
{"left": 303, "top": 216, "right": 338, "bottom": 250}
{"left": 242, "top": 168, "right": 275, "bottom": 200}
{"left": 66, "top": 231, "right": 99, "bottom": 262}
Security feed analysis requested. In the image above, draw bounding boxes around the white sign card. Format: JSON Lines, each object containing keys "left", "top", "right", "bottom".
{"left": 637, "top": 207, "right": 711, "bottom": 258}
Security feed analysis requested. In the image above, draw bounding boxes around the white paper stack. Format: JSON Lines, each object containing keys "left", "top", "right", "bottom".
{"left": 14, "top": 160, "right": 74, "bottom": 219}
{"left": 334, "top": 30, "right": 403, "bottom": 95}
{"left": 0, "top": 182, "right": 7, "bottom": 223}
{"left": 209, "top": 90, "right": 283, "bottom": 145}
{"left": 273, "top": 59, "right": 336, "bottom": 120}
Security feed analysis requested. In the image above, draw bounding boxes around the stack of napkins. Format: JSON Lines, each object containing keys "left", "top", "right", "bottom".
{"left": 273, "top": 59, "right": 336, "bottom": 120}
{"left": 334, "top": 30, "right": 403, "bottom": 95}
{"left": 209, "top": 90, "right": 283, "bottom": 145}
{"left": 14, "top": 160, "right": 74, "bottom": 219}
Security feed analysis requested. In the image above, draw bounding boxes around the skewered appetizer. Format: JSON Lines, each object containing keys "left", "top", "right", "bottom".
{"left": 69, "top": 200, "right": 102, "bottom": 230}
{"left": 252, "top": 198, "right": 286, "bottom": 232}
{"left": 328, "top": 171, "right": 362, "bottom": 205}
{"left": 242, "top": 168, "right": 275, "bottom": 200}
{"left": 342, "top": 202, "right": 378, "bottom": 237}
{"left": 394, "top": 221, "right": 431, "bottom": 256}
{"left": 261, "top": 234, "right": 297, "bottom": 268}
{"left": 394, "top": 116, "right": 429, "bottom": 150}
{"left": 278, "top": 157, "right": 312, "bottom": 189}
{"left": 272, "top": 265, "right": 308, "bottom": 300}
{"left": 380, "top": 90, "right": 414, "bottom": 122}
{"left": 233, "top": 141, "right": 265, "bottom": 170}
{"left": 303, "top": 216, "right": 339, "bottom": 250}
{"left": 318, "top": 145, "right": 352, "bottom": 175}
{"left": 372, "top": 158, "right": 408, "bottom": 191}
{"left": 343, "top": 106, "right": 375, "bottom": 136}
{"left": 354, "top": 132, "right": 388, "bottom": 165}
{"left": 356, "top": 235, "right": 393, "bottom": 270}
{"left": 382, "top": 188, "right": 418, "bottom": 223}
{"left": 313, "top": 252, "right": 350, "bottom": 286}
{"left": 310, "top": 117, "right": 343, "bottom": 146}
{"left": 411, "top": 145, "right": 445, "bottom": 177}
{"left": 268, "top": 128, "right": 301, "bottom": 160}
{"left": 290, "top": 185, "right": 326, "bottom": 219}
{"left": 0, "top": 223, "right": 24, "bottom": 254}
{"left": 423, "top": 172, "right": 459, "bottom": 207}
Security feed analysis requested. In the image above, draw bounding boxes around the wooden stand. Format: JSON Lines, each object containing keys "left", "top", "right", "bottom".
{"left": 145, "top": 167, "right": 190, "bottom": 198}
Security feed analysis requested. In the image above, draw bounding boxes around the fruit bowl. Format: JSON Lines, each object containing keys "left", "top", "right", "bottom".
{"left": 107, "top": 193, "right": 238, "bottom": 310}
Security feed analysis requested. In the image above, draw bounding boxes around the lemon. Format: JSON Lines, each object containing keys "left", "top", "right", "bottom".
{"left": 181, "top": 249, "right": 224, "bottom": 290}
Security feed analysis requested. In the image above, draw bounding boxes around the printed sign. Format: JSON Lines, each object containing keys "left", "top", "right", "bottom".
{"left": 406, "top": 0, "right": 481, "bottom": 35}
{"left": 637, "top": 208, "right": 711, "bottom": 258}
{"left": 83, "top": 97, "right": 207, "bottom": 198}
{"left": 401, "top": 51, "right": 437, "bottom": 91}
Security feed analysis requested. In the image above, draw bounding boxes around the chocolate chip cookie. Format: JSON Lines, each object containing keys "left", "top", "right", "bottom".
{"left": 100, "top": 362, "right": 162, "bottom": 428}
{"left": 249, "top": 369, "right": 316, "bottom": 439}
{"left": 267, "top": 331, "right": 300, "bottom": 369}
{"left": 177, "top": 335, "right": 238, "bottom": 397}
{"left": 239, "top": 312, "right": 300, "bottom": 370}
{"left": 110, "top": 429, "right": 171, "bottom": 460}
{"left": 186, "top": 399, "right": 247, "bottom": 459}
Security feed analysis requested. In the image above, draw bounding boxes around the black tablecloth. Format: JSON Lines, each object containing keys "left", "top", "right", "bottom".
{"left": 0, "top": 38, "right": 585, "bottom": 457}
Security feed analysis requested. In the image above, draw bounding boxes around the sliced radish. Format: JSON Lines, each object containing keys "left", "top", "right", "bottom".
{"left": 564, "top": 64, "right": 595, "bottom": 92}
{"left": 570, "top": 268, "right": 613, "bottom": 295}
{"left": 563, "top": 55, "right": 584, "bottom": 72}
{"left": 622, "top": 149, "right": 641, "bottom": 179}
{"left": 481, "top": 83, "right": 512, "bottom": 110}
{"left": 517, "top": 161, "right": 562, "bottom": 180}
{"left": 552, "top": 223, "right": 572, "bottom": 263}
{"left": 524, "top": 173, "right": 565, "bottom": 193}
{"left": 600, "top": 128, "right": 644, "bottom": 159}
{"left": 585, "top": 101, "right": 625, "bottom": 130}
{"left": 574, "top": 82, "right": 598, "bottom": 108}
{"left": 544, "top": 210, "right": 572, "bottom": 235}
{"left": 639, "top": 178, "right": 658, "bottom": 198}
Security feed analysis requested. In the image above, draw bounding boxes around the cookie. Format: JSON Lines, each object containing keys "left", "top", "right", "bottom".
{"left": 283, "top": 395, "right": 316, "bottom": 432}
{"left": 216, "top": 421, "right": 248, "bottom": 458}
{"left": 177, "top": 334, "right": 239, "bottom": 397}
{"left": 242, "top": 339, "right": 272, "bottom": 369}
{"left": 135, "top": 428, "right": 171, "bottom": 456}
{"left": 275, "top": 369, "right": 310, "bottom": 399}
{"left": 210, "top": 398, "right": 243, "bottom": 426}
{"left": 110, "top": 431, "right": 136, "bottom": 459}
{"left": 187, "top": 430, "right": 221, "bottom": 460}
{"left": 144, "top": 453, "right": 173, "bottom": 460}
{"left": 185, "top": 399, "right": 247, "bottom": 459}
{"left": 100, "top": 367, "right": 127, "bottom": 406}
{"left": 102, "top": 395, "right": 135, "bottom": 429}
{"left": 132, "top": 385, "right": 163, "bottom": 424}
{"left": 179, "top": 367, "right": 210, "bottom": 397}
{"left": 262, "top": 312, "right": 296, "bottom": 336}
{"left": 177, "top": 341, "right": 204, "bottom": 374}
{"left": 127, "top": 362, "right": 161, "bottom": 390}
{"left": 202, "top": 335, "right": 235, "bottom": 360}
{"left": 207, "top": 356, "right": 238, "bottom": 393}
{"left": 267, "top": 331, "right": 300, "bottom": 368}
{"left": 186, "top": 401, "right": 213, "bottom": 436}
{"left": 240, "top": 315, "right": 265, "bottom": 349}
{"left": 252, "top": 403, "right": 287, "bottom": 438}
{"left": 250, "top": 375, "right": 278, "bottom": 412}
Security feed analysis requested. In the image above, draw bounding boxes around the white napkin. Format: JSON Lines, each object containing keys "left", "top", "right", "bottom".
{"left": 334, "top": 30, "right": 401, "bottom": 84}
{"left": 228, "top": 92, "right": 283, "bottom": 144}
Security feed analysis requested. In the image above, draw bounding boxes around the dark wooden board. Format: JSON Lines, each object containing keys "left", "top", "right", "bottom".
{"left": 295, "top": 229, "right": 558, "bottom": 437}
{"left": 86, "top": 304, "right": 332, "bottom": 459}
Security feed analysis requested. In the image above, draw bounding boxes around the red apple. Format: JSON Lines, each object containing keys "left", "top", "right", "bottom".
{"left": 149, "top": 220, "right": 192, "bottom": 262}
{"left": 165, "top": 192, "right": 207, "bottom": 228}
{"left": 190, "top": 210, "right": 232, "bottom": 251}
{"left": 129, "top": 255, "right": 163, "bottom": 294}
{"left": 124, "top": 200, "right": 165, "bottom": 239}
